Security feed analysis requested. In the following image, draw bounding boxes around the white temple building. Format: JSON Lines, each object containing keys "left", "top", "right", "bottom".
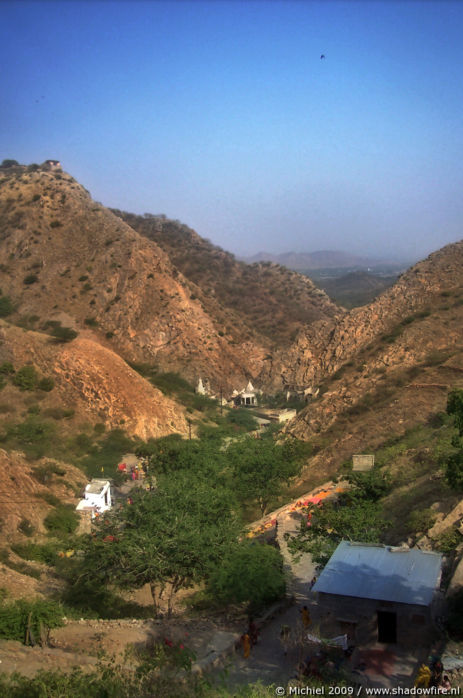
{"left": 76, "top": 479, "right": 112, "bottom": 518}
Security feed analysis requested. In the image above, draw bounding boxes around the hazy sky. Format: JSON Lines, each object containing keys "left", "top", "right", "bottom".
{"left": 1, "top": 1, "right": 463, "bottom": 260}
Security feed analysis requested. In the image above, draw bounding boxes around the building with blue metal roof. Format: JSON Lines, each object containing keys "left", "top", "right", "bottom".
{"left": 313, "top": 542, "right": 442, "bottom": 646}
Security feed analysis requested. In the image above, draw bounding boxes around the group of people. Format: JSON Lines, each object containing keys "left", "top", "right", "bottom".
{"left": 241, "top": 605, "right": 312, "bottom": 660}
{"left": 414, "top": 657, "right": 452, "bottom": 692}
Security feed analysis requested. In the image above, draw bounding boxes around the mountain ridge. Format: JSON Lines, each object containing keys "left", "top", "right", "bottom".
{"left": 242, "top": 249, "right": 412, "bottom": 270}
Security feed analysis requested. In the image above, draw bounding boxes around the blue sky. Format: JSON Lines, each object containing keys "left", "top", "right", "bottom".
{"left": 1, "top": 0, "right": 463, "bottom": 261}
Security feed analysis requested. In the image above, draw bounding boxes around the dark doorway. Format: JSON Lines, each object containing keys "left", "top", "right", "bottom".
{"left": 377, "top": 611, "right": 397, "bottom": 643}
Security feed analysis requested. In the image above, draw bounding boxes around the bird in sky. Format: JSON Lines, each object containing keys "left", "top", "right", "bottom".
{"left": 320, "top": 54, "right": 325, "bottom": 60}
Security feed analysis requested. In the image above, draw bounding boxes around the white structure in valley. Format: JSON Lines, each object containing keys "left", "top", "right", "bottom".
{"left": 76, "top": 479, "right": 112, "bottom": 518}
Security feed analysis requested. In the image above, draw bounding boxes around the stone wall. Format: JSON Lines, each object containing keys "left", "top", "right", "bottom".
{"left": 317, "top": 592, "right": 435, "bottom": 646}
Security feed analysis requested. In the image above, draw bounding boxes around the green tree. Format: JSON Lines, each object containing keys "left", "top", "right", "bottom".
{"left": 77, "top": 472, "right": 241, "bottom": 616}
{"left": 444, "top": 389, "right": 463, "bottom": 490}
{"left": 447, "top": 389, "right": 463, "bottom": 436}
{"left": 289, "top": 498, "right": 390, "bottom": 566}
{"left": 44, "top": 505, "right": 79, "bottom": 535}
{"left": 12, "top": 365, "right": 38, "bottom": 390}
{"left": 1, "top": 159, "right": 19, "bottom": 168}
{"left": 37, "top": 376, "right": 55, "bottom": 391}
{"left": 137, "top": 435, "right": 227, "bottom": 478}
{"left": 207, "top": 541, "right": 285, "bottom": 611}
{"left": 445, "top": 450, "right": 463, "bottom": 491}
{"left": 346, "top": 469, "right": 392, "bottom": 502}
{"left": 7, "top": 417, "right": 56, "bottom": 459}
{"left": 226, "top": 437, "right": 304, "bottom": 516}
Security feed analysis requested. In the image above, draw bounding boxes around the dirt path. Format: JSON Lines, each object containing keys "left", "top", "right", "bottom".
{"left": 216, "top": 504, "right": 319, "bottom": 690}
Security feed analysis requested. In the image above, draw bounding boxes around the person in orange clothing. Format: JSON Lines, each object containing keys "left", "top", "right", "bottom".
{"left": 301, "top": 605, "right": 311, "bottom": 629}
{"left": 241, "top": 633, "right": 251, "bottom": 658}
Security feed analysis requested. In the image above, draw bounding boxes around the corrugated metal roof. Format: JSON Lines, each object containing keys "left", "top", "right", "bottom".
{"left": 313, "top": 541, "right": 442, "bottom": 607}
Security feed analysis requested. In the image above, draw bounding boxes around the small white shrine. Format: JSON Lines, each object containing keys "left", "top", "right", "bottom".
{"left": 76, "top": 479, "right": 112, "bottom": 518}
{"left": 235, "top": 381, "right": 257, "bottom": 407}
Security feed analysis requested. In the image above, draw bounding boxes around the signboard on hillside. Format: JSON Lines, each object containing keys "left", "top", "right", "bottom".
{"left": 352, "top": 454, "right": 375, "bottom": 472}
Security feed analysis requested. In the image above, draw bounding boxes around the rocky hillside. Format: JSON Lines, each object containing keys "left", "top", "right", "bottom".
{"left": 0, "top": 164, "right": 342, "bottom": 397}
{"left": 111, "top": 211, "right": 342, "bottom": 347}
{"left": 2, "top": 160, "right": 463, "bottom": 465}
{"left": 284, "top": 241, "right": 463, "bottom": 479}
{"left": 0, "top": 321, "right": 187, "bottom": 439}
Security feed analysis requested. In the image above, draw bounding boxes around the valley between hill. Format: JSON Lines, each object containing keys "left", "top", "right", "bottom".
{"left": 1, "top": 161, "right": 463, "bottom": 695}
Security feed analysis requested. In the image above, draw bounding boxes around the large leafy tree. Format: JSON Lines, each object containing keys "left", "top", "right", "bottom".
{"left": 288, "top": 474, "right": 390, "bottom": 566}
{"left": 444, "top": 389, "right": 463, "bottom": 491}
{"left": 136, "top": 435, "right": 226, "bottom": 477}
{"left": 226, "top": 437, "right": 305, "bottom": 516}
{"left": 77, "top": 471, "right": 241, "bottom": 616}
{"left": 447, "top": 389, "right": 463, "bottom": 436}
{"left": 207, "top": 541, "right": 286, "bottom": 612}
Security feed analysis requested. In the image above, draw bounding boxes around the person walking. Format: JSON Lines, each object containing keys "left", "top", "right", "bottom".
{"left": 301, "top": 605, "right": 311, "bottom": 629}
{"left": 241, "top": 633, "right": 251, "bottom": 659}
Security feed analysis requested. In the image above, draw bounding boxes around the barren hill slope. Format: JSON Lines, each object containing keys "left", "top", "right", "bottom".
{"left": 112, "top": 211, "right": 343, "bottom": 347}
{"left": 0, "top": 163, "right": 346, "bottom": 395}
{"left": 0, "top": 164, "right": 279, "bottom": 391}
{"left": 0, "top": 321, "right": 188, "bottom": 439}
{"left": 284, "top": 241, "right": 463, "bottom": 478}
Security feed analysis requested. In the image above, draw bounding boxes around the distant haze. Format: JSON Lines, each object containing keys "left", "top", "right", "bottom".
{"left": 1, "top": 1, "right": 463, "bottom": 261}
{"left": 242, "top": 250, "right": 415, "bottom": 271}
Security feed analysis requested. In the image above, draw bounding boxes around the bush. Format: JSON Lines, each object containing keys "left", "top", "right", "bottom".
{"left": 12, "top": 364, "right": 38, "bottom": 390}
{"left": 407, "top": 508, "right": 437, "bottom": 535}
{"left": 50, "top": 326, "right": 78, "bottom": 343}
{"left": 0, "top": 296, "right": 14, "bottom": 317}
{"left": 226, "top": 408, "right": 258, "bottom": 431}
{"left": 11, "top": 542, "right": 60, "bottom": 566}
{"left": 437, "top": 528, "right": 462, "bottom": 555}
{"left": 445, "top": 450, "right": 463, "bottom": 491}
{"left": 0, "top": 361, "right": 14, "bottom": 374}
{"left": 50, "top": 220, "right": 62, "bottom": 228}
{"left": 0, "top": 598, "right": 64, "bottom": 643}
{"left": 347, "top": 469, "right": 392, "bottom": 502}
{"left": 32, "top": 461, "right": 65, "bottom": 484}
{"left": 17, "top": 518, "right": 35, "bottom": 536}
{"left": 1, "top": 159, "right": 19, "bottom": 168}
{"left": 84, "top": 317, "right": 98, "bottom": 327}
{"left": 208, "top": 542, "right": 285, "bottom": 612}
{"left": 36, "top": 491, "right": 61, "bottom": 506}
{"left": 150, "top": 371, "right": 194, "bottom": 395}
{"left": 23, "top": 274, "right": 38, "bottom": 285}
{"left": 37, "top": 376, "right": 55, "bottom": 391}
{"left": 44, "top": 505, "right": 79, "bottom": 535}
